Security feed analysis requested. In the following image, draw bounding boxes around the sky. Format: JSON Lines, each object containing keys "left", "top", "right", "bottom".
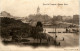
{"left": 0, "top": 0, "right": 79, "bottom": 17}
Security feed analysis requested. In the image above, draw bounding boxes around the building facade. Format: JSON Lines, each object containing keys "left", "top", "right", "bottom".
{"left": 73, "top": 15, "right": 79, "bottom": 24}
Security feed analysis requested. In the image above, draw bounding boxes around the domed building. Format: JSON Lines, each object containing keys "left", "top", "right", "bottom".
{"left": 28, "top": 6, "right": 51, "bottom": 27}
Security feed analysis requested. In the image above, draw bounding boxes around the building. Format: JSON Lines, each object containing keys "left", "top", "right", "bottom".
{"left": 0, "top": 11, "right": 11, "bottom": 17}
{"left": 37, "top": 6, "right": 40, "bottom": 14}
{"left": 73, "top": 15, "right": 79, "bottom": 24}
{"left": 53, "top": 15, "right": 63, "bottom": 21}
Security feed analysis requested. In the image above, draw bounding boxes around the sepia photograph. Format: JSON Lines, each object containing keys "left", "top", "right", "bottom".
{"left": 0, "top": 0, "right": 79, "bottom": 51}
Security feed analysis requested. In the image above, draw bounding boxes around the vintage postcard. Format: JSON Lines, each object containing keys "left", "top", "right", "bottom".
{"left": 0, "top": 0, "right": 79, "bottom": 51}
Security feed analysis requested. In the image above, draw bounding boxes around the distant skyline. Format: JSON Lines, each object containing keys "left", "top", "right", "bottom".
{"left": 0, "top": 0, "right": 79, "bottom": 17}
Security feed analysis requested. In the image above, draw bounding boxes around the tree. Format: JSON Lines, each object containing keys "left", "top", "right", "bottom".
{"left": 36, "top": 21, "right": 43, "bottom": 27}
{"left": 36, "top": 21, "right": 43, "bottom": 43}
{"left": 0, "top": 17, "right": 33, "bottom": 42}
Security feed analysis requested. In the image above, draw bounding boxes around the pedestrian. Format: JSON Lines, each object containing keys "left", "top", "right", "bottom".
{"left": 48, "top": 37, "right": 50, "bottom": 42}
{"left": 58, "top": 42, "right": 60, "bottom": 46}
{"left": 63, "top": 37, "right": 64, "bottom": 41}
{"left": 54, "top": 40, "right": 57, "bottom": 45}
{"left": 66, "top": 27, "right": 68, "bottom": 33}
{"left": 56, "top": 36, "right": 57, "bottom": 38}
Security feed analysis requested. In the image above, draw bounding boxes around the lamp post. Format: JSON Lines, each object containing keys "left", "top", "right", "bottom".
{"left": 54, "top": 24, "right": 57, "bottom": 46}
